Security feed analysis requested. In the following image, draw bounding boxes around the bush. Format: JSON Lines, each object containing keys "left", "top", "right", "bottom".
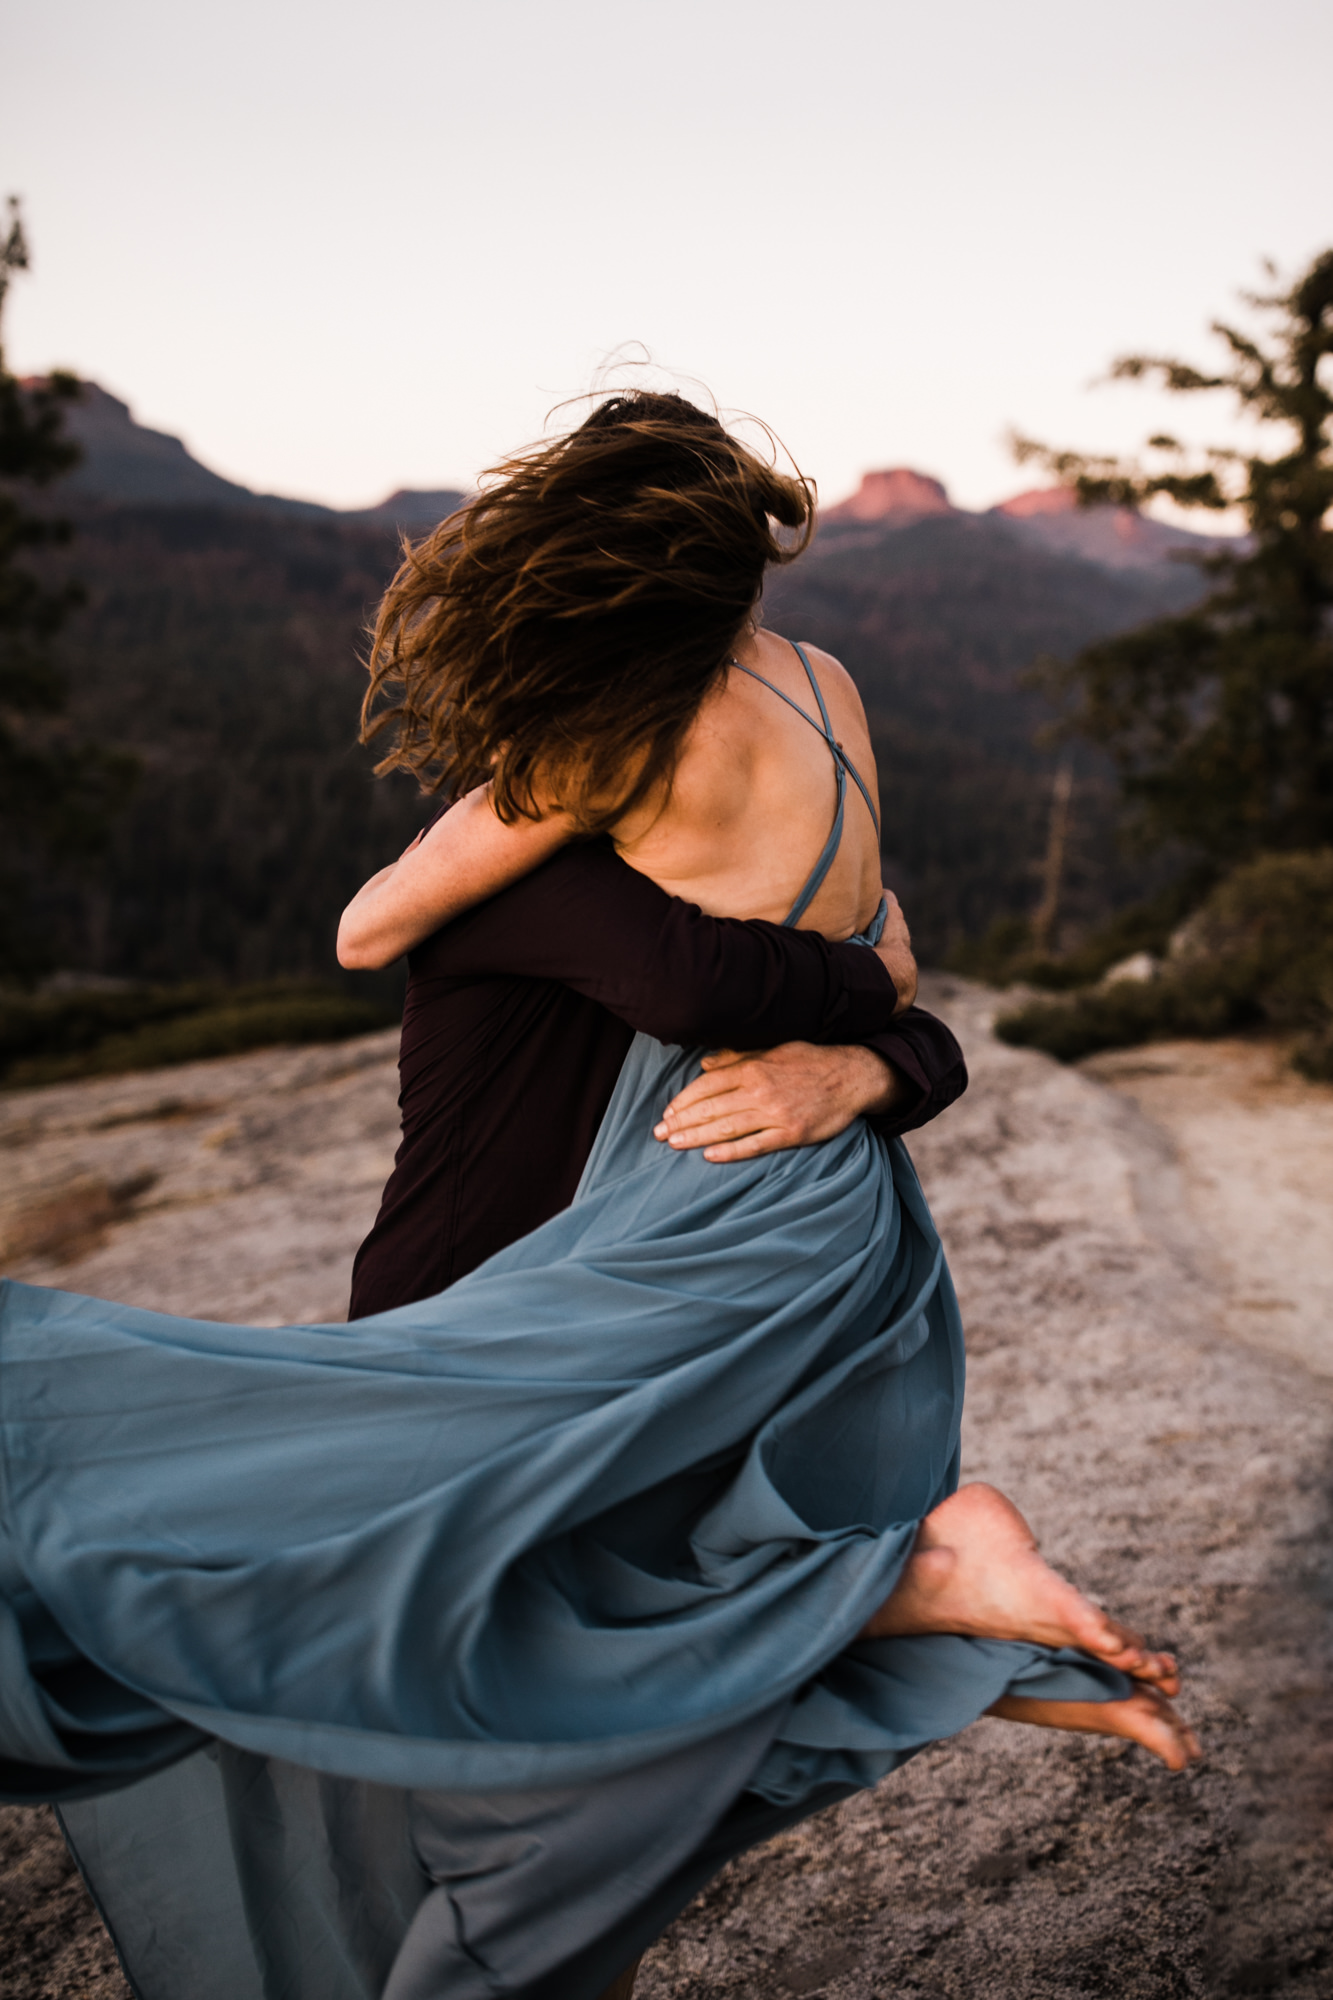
{"left": 946, "top": 874, "right": 1211, "bottom": 992}
{"left": 1293, "top": 1031, "right": 1333, "bottom": 1083}
{"left": 995, "top": 965, "right": 1258, "bottom": 1061}
{"left": 946, "top": 916, "right": 1038, "bottom": 987}
{"left": 0, "top": 983, "right": 217, "bottom": 1068}
{"left": 994, "top": 850, "right": 1333, "bottom": 1068}
{"left": 0, "top": 982, "right": 397, "bottom": 1087}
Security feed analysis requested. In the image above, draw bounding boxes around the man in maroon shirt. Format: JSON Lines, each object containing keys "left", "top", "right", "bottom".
{"left": 350, "top": 840, "right": 965, "bottom": 1316}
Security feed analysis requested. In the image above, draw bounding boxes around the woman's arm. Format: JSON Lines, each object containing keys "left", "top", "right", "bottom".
{"left": 337, "top": 787, "right": 574, "bottom": 969}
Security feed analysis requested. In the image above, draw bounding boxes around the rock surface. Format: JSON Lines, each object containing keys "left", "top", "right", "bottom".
{"left": 2, "top": 982, "right": 1331, "bottom": 1998}
{"left": 0, "top": 1030, "right": 402, "bottom": 1325}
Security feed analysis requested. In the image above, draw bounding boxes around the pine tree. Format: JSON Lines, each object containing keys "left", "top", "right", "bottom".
{"left": 1015, "top": 249, "right": 1333, "bottom": 866}
{"left": 0, "top": 197, "right": 133, "bottom": 975}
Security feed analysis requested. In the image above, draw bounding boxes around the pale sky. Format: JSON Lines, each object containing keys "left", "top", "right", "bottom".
{"left": 3, "top": 0, "right": 1329, "bottom": 512}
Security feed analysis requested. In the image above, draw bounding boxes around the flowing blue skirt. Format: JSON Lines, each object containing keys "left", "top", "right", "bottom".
{"left": 0, "top": 1035, "right": 1127, "bottom": 1997}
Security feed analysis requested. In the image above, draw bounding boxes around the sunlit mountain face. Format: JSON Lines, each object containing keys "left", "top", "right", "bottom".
{"left": 824, "top": 465, "right": 1226, "bottom": 570}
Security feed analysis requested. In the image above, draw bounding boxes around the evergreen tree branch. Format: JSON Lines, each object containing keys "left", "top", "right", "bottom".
{"left": 1012, "top": 248, "right": 1333, "bottom": 871}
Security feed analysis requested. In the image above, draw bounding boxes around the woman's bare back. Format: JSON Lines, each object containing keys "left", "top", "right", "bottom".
{"left": 612, "top": 630, "right": 884, "bottom": 940}
{"left": 337, "top": 629, "right": 887, "bottom": 970}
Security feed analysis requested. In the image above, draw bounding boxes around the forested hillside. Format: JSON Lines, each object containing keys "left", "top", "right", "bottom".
{"left": 21, "top": 502, "right": 424, "bottom": 986}
{"left": 766, "top": 513, "right": 1204, "bottom": 953}
{"left": 15, "top": 393, "right": 1212, "bottom": 980}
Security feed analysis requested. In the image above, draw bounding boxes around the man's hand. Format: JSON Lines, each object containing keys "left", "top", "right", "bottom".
{"left": 654, "top": 1042, "right": 904, "bottom": 1163}
{"left": 875, "top": 890, "right": 918, "bottom": 1013}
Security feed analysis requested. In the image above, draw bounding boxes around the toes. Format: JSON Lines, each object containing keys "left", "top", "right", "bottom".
{"left": 1146, "top": 1721, "right": 1188, "bottom": 1769}
{"left": 1149, "top": 1716, "right": 1201, "bottom": 1772}
{"left": 1098, "top": 1611, "right": 1147, "bottom": 1655}
{"left": 1082, "top": 1640, "right": 1182, "bottom": 1702}
{"left": 1083, "top": 1612, "right": 1180, "bottom": 1690}
{"left": 1131, "top": 1691, "right": 1202, "bottom": 1771}
{"left": 1060, "top": 1605, "right": 1184, "bottom": 1699}
{"left": 1137, "top": 1650, "right": 1180, "bottom": 1689}
{"left": 1107, "top": 1642, "right": 1179, "bottom": 1692}
{"left": 1078, "top": 1607, "right": 1149, "bottom": 1669}
{"left": 1080, "top": 1630, "right": 1182, "bottom": 1698}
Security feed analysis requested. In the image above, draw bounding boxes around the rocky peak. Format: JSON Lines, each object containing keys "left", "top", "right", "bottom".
{"left": 995, "top": 485, "right": 1080, "bottom": 518}
{"left": 992, "top": 484, "right": 1223, "bottom": 570}
{"left": 823, "top": 468, "right": 957, "bottom": 525}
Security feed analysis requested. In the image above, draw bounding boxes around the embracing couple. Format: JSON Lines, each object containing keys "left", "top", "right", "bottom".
{"left": 0, "top": 391, "right": 1195, "bottom": 2000}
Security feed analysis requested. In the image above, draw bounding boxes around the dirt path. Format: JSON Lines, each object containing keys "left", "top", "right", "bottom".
{"left": 2, "top": 984, "right": 1330, "bottom": 1998}
{"left": 1081, "top": 1037, "right": 1333, "bottom": 1384}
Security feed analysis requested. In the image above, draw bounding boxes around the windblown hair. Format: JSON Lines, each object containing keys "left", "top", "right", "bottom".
{"left": 361, "top": 391, "right": 815, "bottom": 829}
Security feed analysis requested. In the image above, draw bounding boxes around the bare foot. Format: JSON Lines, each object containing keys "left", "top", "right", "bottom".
{"left": 987, "top": 1687, "right": 1201, "bottom": 1771}
{"left": 862, "top": 1484, "right": 1179, "bottom": 1693}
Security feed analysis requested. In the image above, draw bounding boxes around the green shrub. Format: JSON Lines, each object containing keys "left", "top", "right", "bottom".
{"left": 946, "top": 875, "right": 1211, "bottom": 992}
{"left": 1026, "top": 877, "right": 1214, "bottom": 991}
{"left": 995, "top": 850, "right": 1333, "bottom": 1067}
{"left": 995, "top": 965, "right": 1260, "bottom": 1061}
{"left": 1, "top": 983, "right": 397, "bottom": 1087}
{"left": 1293, "top": 1030, "right": 1333, "bottom": 1082}
{"left": 1182, "top": 850, "right": 1333, "bottom": 1021}
{"left": 0, "top": 984, "right": 218, "bottom": 1067}
{"left": 945, "top": 916, "right": 1038, "bottom": 987}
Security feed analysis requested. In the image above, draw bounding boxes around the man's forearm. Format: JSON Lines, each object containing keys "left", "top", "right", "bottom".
{"left": 859, "top": 1008, "right": 968, "bottom": 1138}
{"left": 860, "top": 1016, "right": 964, "bottom": 1144}
{"left": 841, "top": 1044, "right": 907, "bottom": 1117}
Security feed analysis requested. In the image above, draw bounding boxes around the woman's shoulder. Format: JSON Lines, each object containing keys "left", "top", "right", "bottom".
{"left": 751, "top": 630, "right": 869, "bottom": 728}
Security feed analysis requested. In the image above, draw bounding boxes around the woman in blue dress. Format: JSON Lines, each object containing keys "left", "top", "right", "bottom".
{"left": 0, "top": 391, "right": 1196, "bottom": 1999}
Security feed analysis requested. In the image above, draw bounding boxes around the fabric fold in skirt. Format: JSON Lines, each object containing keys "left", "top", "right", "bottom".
{"left": 1, "top": 1032, "right": 1130, "bottom": 1997}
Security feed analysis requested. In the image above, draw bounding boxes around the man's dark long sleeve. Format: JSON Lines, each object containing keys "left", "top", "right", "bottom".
{"left": 441, "top": 841, "right": 966, "bottom": 1137}
{"left": 862, "top": 1009, "right": 969, "bottom": 1139}
{"left": 420, "top": 839, "right": 901, "bottom": 1047}
{"left": 349, "top": 842, "right": 965, "bottom": 1315}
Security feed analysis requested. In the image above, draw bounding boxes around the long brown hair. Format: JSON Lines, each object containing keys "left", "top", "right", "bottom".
{"left": 360, "top": 391, "right": 814, "bottom": 829}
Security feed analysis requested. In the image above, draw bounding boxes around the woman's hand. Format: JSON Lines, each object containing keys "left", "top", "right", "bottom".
{"left": 337, "top": 788, "right": 574, "bottom": 970}
{"left": 874, "top": 891, "right": 918, "bottom": 1013}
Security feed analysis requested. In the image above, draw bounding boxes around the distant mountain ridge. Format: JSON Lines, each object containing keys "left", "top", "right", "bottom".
{"left": 762, "top": 500, "right": 1208, "bottom": 948}
{"left": 824, "top": 467, "right": 1226, "bottom": 571}
{"left": 42, "top": 381, "right": 466, "bottom": 536}
{"left": 991, "top": 483, "right": 1226, "bottom": 571}
{"left": 46, "top": 381, "right": 1226, "bottom": 575}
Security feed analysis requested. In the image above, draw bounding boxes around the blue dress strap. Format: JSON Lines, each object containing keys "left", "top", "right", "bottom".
{"left": 790, "top": 643, "right": 882, "bottom": 840}
{"left": 729, "top": 640, "right": 880, "bottom": 927}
